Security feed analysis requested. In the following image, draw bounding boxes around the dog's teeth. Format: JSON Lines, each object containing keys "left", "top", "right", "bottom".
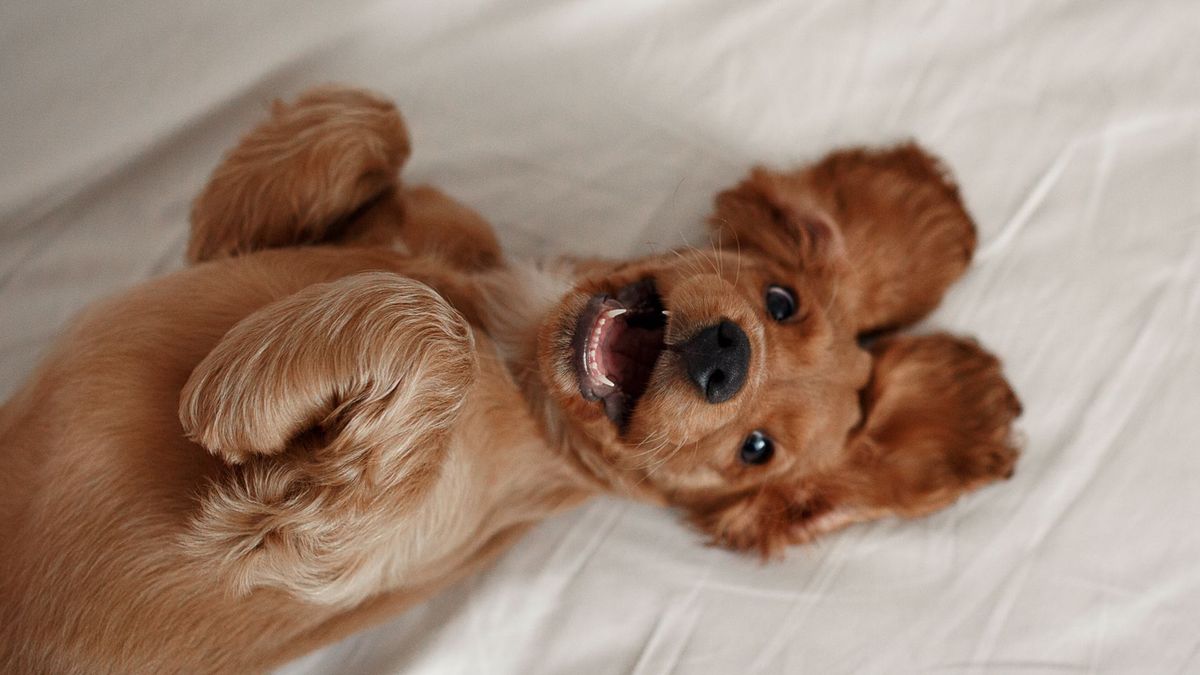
{"left": 604, "top": 308, "right": 627, "bottom": 319}
{"left": 662, "top": 310, "right": 671, "bottom": 316}
{"left": 597, "top": 373, "right": 615, "bottom": 387}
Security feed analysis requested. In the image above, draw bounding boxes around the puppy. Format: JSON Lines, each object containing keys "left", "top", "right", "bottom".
{"left": 0, "top": 86, "right": 1020, "bottom": 673}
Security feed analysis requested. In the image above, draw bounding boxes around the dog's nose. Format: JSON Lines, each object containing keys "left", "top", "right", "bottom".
{"left": 680, "top": 319, "right": 750, "bottom": 404}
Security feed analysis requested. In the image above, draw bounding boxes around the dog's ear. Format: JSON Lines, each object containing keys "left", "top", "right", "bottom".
{"left": 710, "top": 143, "right": 977, "bottom": 334}
{"left": 689, "top": 334, "right": 1020, "bottom": 558}
{"left": 178, "top": 273, "right": 476, "bottom": 605}
{"left": 710, "top": 168, "right": 848, "bottom": 276}
{"left": 188, "top": 86, "right": 410, "bottom": 263}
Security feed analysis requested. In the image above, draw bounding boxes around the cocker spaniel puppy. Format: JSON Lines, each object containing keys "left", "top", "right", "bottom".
{"left": 0, "top": 86, "right": 1020, "bottom": 673}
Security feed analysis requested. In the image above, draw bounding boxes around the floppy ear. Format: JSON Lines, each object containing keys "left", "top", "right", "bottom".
{"left": 692, "top": 333, "right": 1020, "bottom": 558}
{"left": 710, "top": 168, "right": 847, "bottom": 276}
{"left": 710, "top": 143, "right": 976, "bottom": 334}
{"left": 188, "top": 86, "right": 411, "bottom": 263}
{"left": 178, "top": 272, "right": 476, "bottom": 605}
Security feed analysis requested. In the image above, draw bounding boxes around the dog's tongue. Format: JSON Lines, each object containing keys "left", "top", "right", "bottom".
{"left": 600, "top": 312, "right": 664, "bottom": 407}
{"left": 577, "top": 278, "right": 669, "bottom": 427}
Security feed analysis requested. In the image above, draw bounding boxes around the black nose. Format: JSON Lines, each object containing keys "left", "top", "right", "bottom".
{"left": 680, "top": 319, "right": 750, "bottom": 403}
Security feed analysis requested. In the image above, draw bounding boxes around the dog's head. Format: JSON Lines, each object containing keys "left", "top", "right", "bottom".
{"left": 537, "top": 145, "right": 1019, "bottom": 556}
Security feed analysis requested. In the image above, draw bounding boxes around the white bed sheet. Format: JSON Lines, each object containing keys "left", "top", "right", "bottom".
{"left": 2, "top": 1, "right": 1198, "bottom": 672}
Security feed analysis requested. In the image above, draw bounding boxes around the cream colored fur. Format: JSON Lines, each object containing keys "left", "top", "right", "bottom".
{"left": 0, "top": 86, "right": 1021, "bottom": 673}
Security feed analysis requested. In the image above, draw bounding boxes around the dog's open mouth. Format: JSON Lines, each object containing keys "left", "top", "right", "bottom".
{"left": 573, "top": 278, "right": 668, "bottom": 427}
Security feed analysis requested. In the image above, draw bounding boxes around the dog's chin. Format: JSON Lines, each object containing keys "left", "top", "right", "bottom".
{"left": 569, "top": 277, "right": 669, "bottom": 430}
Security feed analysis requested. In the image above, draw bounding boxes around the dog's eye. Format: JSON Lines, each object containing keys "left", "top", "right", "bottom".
{"left": 765, "top": 285, "right": 796, "bottom": 322}
{"left": 740, "top": 430, "right": 774, "bottom": 465}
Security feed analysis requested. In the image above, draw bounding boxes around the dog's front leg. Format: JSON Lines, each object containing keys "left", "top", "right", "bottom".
{"left": 188, "top": 85, "right": 504, "bottom": 271}
{"left": 178, "top": 272, "right": 477, "bottom": 605}
{"left": 398, "top": 185, "right": 504, "bottom": 271}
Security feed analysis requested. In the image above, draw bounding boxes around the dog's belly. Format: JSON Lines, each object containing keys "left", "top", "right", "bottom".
{"left": 0, "top": 246, "right": 588, "bottom": 672}
{"left": 0, "top": 249, "right": 431, "bottom": 668}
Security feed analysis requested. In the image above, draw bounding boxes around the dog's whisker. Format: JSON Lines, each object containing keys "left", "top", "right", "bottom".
{"left": 643, "top": 440, "right": 689, "bottom": 476}
{"left": 668, "top": 247, "right": 708, "bottom": 279}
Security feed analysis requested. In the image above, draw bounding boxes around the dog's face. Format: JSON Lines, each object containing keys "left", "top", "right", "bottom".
{"left": 538, "top": 188, "right": 874, "bottom": 555}
{"left": 537, "top": 147, "right": 1021, "bottom": 556}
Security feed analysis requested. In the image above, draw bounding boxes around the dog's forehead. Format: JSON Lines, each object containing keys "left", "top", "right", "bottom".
{"left": 751, "top": 379, "right": 825, "bottom": 437}
{"left": 745, "top": 333, "right": 857, "bottom": 465}
{"left": 670, "top": 391, "right": 840, "bottom": 491}
{"left": 625, "top": 247, "right": 831, "bottom": 304}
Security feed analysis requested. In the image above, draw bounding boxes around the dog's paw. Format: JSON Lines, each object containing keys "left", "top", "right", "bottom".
{"left": 178, "top": 273, "right": 479, "bottom": 605}
{"left": 188, "top": 85, "right": 411, "bottom": 262}
{"left": 179, "top": 273, "right": 477, "bottom": 468}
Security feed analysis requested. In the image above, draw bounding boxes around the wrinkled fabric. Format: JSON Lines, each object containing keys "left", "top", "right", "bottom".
{"left": 2, "top": 1, "right": 1198, "bottom": 672}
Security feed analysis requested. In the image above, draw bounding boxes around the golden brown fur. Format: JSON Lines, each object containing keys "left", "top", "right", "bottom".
{"left": 0, "top": 86, "right": 1020, "bottom": 672}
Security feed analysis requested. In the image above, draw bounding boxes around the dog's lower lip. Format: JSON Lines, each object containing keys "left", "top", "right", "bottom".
{"left": 568, "top": 294, "right": 609, "bottom": 398}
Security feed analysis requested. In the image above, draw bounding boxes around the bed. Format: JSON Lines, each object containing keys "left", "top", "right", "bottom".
{"left": 2, "top": 0, "right": 1197, "bottom": 672}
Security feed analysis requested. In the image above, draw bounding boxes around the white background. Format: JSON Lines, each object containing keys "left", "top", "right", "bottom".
{"left": 2, "top": 1, "right": 1198, "bottom": 672}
